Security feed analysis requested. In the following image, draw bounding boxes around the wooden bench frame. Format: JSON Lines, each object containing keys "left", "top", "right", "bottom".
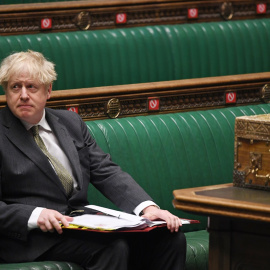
{"left": 1, "top": 0, "right": 269, "bottom": 36}
{"left": 1, "top": 72, "right": 269, "bottom": 121}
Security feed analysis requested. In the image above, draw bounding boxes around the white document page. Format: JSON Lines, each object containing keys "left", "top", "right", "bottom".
{"left": 85, "top": 205, "right": 191, "bottom": 226}
{"left": 70, "top": 214, "right": 148, "bottom": 230}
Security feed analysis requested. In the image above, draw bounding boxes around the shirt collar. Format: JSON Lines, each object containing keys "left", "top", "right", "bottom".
{"left": 21, "top": 110, "right": 52, "bottom": 132}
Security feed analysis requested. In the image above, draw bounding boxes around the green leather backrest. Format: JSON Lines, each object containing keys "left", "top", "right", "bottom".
{"left": 1, "top": 18, "right": 270, "bottom": 95}
{"left": 86, "top": 104, "right": 270, "bottom": 232}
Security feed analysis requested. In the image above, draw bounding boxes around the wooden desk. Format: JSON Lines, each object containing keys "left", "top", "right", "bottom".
{"left": 173, "top": 183, "right": 270, "bottom": 270}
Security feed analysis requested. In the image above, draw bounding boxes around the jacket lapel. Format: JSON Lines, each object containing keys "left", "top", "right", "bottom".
{"left": 2, "top": 107, "right": 59, "bottom": 186}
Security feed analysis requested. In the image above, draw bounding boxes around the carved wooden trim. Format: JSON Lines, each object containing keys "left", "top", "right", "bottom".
{"left": 1, "top": 0, "right": 270, "bottom": 35}
{"left": 0, "top": 72, "right": 269, "bottom": 121}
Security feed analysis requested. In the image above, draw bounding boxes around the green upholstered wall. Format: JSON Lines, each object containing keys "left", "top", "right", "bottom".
{"left": 0, "top": 18, "right": 270, "bottom": 94}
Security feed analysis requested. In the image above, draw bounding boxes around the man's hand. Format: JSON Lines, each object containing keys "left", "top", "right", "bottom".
{"left": 37, "top": 209, "right": 73, "bottom": 234}
{"left": 141, "top": 205, "right": 182, "bottom": 233}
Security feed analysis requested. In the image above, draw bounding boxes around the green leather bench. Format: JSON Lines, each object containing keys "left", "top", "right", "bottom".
{"left": 2, "top": 103, "right": 270, "bottom": 270}
{"left": 1, "top": 18, "right": 270, "bottom": 95}
{"left": 76, "top": 102, "right": 270, "bottom": 270}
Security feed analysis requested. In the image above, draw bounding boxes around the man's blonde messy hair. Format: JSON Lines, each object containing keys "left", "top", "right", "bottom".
{"left": 0, "top": 50, "right": 57, "bottom": 91}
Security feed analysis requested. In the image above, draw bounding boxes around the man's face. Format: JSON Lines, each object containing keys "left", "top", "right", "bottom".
{"left": 6, "top": 71, "right": 51, "bottom": 124}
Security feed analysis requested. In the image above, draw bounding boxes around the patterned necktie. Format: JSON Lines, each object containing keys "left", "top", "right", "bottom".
{"left": 31, "top": 125, "right": 73, "bottom": 196}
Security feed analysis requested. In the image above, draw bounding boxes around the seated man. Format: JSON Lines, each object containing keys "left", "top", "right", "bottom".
{"left": 0, "top": 50, "right": 186, "bottom": 270}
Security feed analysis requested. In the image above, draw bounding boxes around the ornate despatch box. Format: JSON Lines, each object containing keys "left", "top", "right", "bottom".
{"left": 233, "top": 114, "right": 270, "bottom": 191}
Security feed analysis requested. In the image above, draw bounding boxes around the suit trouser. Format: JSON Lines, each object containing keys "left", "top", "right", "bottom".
{"left": 36, "top": 227, "right": 186, "bottom": 270}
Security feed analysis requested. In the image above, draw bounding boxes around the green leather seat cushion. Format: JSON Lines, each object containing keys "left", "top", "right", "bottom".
{"left": 185, "top": 230, "right": 209, "bottom": 270}
{"left": 0, "top": 261, "right": 83, "bottom": 270}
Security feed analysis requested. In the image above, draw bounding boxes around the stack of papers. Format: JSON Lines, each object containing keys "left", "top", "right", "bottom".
{"left": 64, "top": 205, "right": 195, "bottom": 232}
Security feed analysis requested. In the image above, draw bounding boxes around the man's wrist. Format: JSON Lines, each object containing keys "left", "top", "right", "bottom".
{"left": 28, "top": 207, "right": 44, "bottom": 230}
{"left": 134, "top": 201, "right": 159, "bottom": 216}
{"left": 141, "top": 205, "right": 159, "bottom": 216}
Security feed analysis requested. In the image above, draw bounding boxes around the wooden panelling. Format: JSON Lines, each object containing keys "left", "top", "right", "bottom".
{"left": 1, "top": 0, "right": 270, "bottom": 35}
{"left": 0, "top": 73, "right": 269, "bottom": 121}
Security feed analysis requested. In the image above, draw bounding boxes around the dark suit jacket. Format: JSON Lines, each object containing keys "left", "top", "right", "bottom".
{"left": 0, "top": 106, "right": 152, "bottom": 263}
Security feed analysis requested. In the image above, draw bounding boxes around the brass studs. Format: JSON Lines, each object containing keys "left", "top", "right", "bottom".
{"left": 260, "top": 84, "right": 270, "bottom": 103}
{"left": 76, "top": 11, "right": 91, "bottom": 30}
{"left": 106, "top": 98, "right": 121, "bottom": 119}
{"left": 220, "top": 2, "right": 234, "bottom": 20}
